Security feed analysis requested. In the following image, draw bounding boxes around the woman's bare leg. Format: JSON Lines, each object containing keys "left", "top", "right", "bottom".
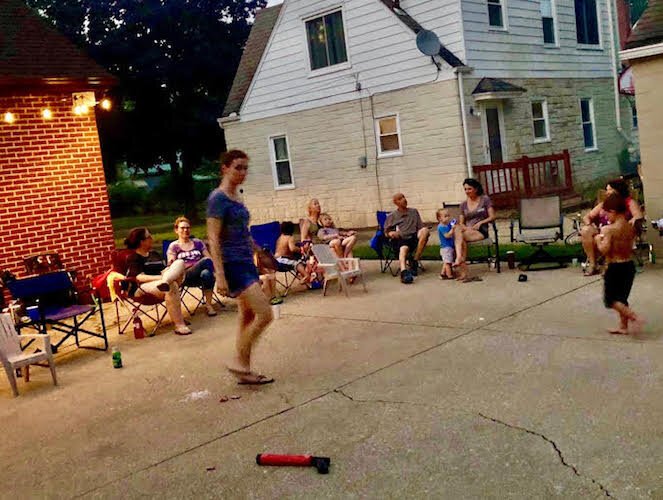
{"left": 230, "top": 282, "right": 273, "bottom": 375}
{"left": 581, "top": 225, "right": 598, "bottom": 267}
{"left": 453, "top": 228, "right": 466, "bottom": 266}
{"left": 342, "top": 235, "right": 357, "bottom": 258}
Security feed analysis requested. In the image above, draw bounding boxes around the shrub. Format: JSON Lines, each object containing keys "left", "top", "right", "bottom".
{"left": 108, "top": 181, "right": 149, "bottom": 217}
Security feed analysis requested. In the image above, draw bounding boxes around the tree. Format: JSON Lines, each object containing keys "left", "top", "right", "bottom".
{"left": 27, "top": 0, "right": 267, "bottom": 219}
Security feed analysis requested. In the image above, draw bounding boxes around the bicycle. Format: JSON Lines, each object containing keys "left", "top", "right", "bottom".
{"left": 564, "top": 212, "right": 584, "bottom": 246}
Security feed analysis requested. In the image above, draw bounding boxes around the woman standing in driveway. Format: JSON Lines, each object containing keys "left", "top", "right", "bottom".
{"left": 207, "top": 150, "right": 274, "bottom": 385}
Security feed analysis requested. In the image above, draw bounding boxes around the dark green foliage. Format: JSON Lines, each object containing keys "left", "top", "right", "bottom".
{"left": 26, "top": 0, "right": 267, "bottom": 219}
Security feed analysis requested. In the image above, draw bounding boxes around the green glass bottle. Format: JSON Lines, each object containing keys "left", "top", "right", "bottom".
{"left": 112, "top": 346, "right": 122, "bottom": 369}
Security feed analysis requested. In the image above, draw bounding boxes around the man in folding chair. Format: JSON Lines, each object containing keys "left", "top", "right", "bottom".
{"left": 384, "top": 193, "right": 430, "bottom": 284}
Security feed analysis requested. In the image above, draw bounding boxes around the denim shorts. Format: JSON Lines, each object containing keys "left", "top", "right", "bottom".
{"left": 224, "top": 261, "right": 259, "bottom": 297}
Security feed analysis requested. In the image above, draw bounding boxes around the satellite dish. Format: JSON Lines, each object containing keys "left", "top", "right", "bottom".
{"left": 416, "top": 29, "right": 441, "bottom": 57}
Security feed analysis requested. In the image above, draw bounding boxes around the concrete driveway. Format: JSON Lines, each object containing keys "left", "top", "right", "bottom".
{"left": 1, "top": 262, "right": 662, "bottom": 499}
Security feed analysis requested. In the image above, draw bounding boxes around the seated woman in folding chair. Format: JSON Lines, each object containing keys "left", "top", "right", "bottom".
{"left": 166, "top": 216, "right": 217, "bottom": 317}
{"left": 580, "top": 179, "right": 644, "bottom": 276}
{"left": 124, "top": 228, "right": 192, "bottom": 335}
{"left": 453, "top": 179, "right": 496, "bottom": 282}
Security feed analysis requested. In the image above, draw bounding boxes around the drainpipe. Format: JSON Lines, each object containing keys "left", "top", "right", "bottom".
{"left": 455, "top": 66, "right": 474, "bottom": 179}
{"left": 606, "top": 0, "right": 629, "bottom": 142}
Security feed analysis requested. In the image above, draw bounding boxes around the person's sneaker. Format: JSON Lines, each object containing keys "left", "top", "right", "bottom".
{"left": 400, "top": 269, "right": 413, "bottom": 284}
{"left": 410, "top": 260, "right": 419, "bottom": 277}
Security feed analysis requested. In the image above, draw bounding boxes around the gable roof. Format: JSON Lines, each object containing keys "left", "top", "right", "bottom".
{"left": 625, "top": 0, "right": 663, "bottom": 49}
{"left": 222, "top": 4, "right": 282, "bottom": 118}
{"left": 0, "top": 0, "right": 116, "bottom": 89}
{"left": 378, "top": 0, "right": 465, "bottom": 68}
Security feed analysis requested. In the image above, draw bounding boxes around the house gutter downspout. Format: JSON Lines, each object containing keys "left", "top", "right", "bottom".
{"left": 455, "top": 66, "right": 474, "bottom": 179}
{"left": 606, "top": 0, "right": 629, "bottom": 142}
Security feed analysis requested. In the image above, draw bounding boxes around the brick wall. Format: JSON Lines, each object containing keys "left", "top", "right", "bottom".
{"left": 0, "top": 91, "right": 115, "bottom": 292}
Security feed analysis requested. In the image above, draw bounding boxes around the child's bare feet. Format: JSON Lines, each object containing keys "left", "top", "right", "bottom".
{"left": 607, "top": 327, "right": 629, "bottom": 335}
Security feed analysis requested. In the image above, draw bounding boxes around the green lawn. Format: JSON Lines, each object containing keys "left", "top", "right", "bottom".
{"left": 113, "top": 215, "right": 584, "bottom": 263}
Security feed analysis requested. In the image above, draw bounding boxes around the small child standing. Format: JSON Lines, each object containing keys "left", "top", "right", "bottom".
{"left": 436, "top": 208, "right": 456, "bottom": 279}
{"left": 595, "top": 193, "right": 644, "bottom": 334}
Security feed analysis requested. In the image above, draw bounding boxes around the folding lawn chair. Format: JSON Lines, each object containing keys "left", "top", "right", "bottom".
{"left": 162, "top": 239, "right": 223, "bottom": 316}
{"left": 369, "top": 211, "right": 398, "bottom": 276}
{"left": 109, "top": 249, "right": 169, "bottom": 337}
{"left": 7, "top": 270, "right": 108, "bottom": 353}
{"left": 250, "top": 222, "right": 301, "bottom": 297}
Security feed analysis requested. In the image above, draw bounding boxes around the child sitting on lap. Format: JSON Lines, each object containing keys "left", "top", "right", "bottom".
{"left": 317, "top": 213, "right": 357, "bottom": 251}
{"left": 436, "top": 208, "right": 456, "bottom": 280}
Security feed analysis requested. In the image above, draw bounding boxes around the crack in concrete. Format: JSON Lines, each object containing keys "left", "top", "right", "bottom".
{"left": 478, "top": 413, "right": 614, "bottom": 498}
{"left": 334, "top": 388, "right": 428, "bottom": 406}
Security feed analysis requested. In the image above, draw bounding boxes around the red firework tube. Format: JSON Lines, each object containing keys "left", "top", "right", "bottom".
{"left": 256, "top": 454, "right": 330, "bottom": 474}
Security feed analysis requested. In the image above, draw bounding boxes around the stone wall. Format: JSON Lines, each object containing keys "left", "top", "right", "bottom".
{"left": 462, "top": 77, "right": 633, "bottom": 188}
{"left": 223, "top": 79, "right": 468, "bottom": 228}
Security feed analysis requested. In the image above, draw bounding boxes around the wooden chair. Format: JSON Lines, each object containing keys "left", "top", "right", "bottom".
{"left": 0, "top": 313, "right": 57, "bottom": 397}
{"left": 311, "top": 244, "right": 367, "bottom": 297}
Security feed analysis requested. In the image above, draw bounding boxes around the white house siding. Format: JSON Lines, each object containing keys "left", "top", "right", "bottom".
{"left": 461, "top": 0, "right": 614, "bottom": 78}
{"left": 240, "top": 0, "right": 463, "bottom": 123}
{"left": 399, "top": 0, "right": 466, "bottom": 57}
{"left": 223, "top": 79, "right": 467, "bottom": 228}
{"left": 462, "top": 77, "right": 625, "bottom": 186}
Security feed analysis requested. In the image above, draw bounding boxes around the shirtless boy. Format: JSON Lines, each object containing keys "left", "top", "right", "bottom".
{"left": 595, "top": 193, "right": 644, "bottom": 335}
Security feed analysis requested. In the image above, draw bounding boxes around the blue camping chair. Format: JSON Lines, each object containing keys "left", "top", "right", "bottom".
{"left": 162, "top": 239, "right": 223, "bottom": 316}
{"left": 369, "top": 211, "right": 398, "bottom": 276}
{"left": 250, "top": 221, "right": 301, "bottom": 297}
{"left": 7, "top": 271, "right": 108, "bottom": 353}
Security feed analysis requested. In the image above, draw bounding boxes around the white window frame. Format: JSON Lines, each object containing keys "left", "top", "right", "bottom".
{"left": 579, "top": 98, "right": 598, "bottom": 151}
{"left": 487, "top": 0, "right": 508, "bottom": 31}
{"left": 375, "top": 113, "right": 403, "bottom": 158}
{"left": 303, "top": 7, "right": 351, "bottom": 78}
{"left": 268, "top": 134, "right": 296, "bottom": 190}
{"left": 531, "top": 99, "right": 551, "bottom": 143}
{"left": 541, "top": 0, "right": 559, "bottom": 47}
{"left": 575, "top": 0, "right": 603, "bottom": 49}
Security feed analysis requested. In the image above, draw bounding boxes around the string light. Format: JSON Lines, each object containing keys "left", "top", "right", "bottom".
{"left": 42, "top": 109, "right": 53, "bottom": 119}
{"left": 100, "top": 98, "right": 112, "bottom": 110}
{"left": 3, "top": 112, "right": 15, "bottom": 123}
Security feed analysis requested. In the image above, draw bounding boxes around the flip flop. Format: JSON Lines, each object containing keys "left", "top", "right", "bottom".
{"left": 439, "top": 274, "right": 453, "bottom": 280}
{"left": 583, "top": 266, "right": 600, "bottom": 277}
{"left": 461, "top": 276, "right": 483, "bottom": 283}
{"left": 237, "top": 374, "right": 275, "bottom": 385}
{"left": 174, "top": 326, "right": 192, "bottom": 335}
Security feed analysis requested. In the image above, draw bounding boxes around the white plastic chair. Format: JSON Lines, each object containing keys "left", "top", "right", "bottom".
{"left": 0, "top": 313, "right": 57, "bottom": 397}
{"left": 311, "top": 244, "right": 367, "bottom": 297}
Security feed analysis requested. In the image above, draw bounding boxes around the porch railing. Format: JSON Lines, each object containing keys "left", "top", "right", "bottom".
{"left": 472, "top": 149, "right": 573, "bottom": 209}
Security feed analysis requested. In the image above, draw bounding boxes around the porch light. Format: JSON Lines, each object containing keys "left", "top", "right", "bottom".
{"left": 42, "top": 109, "right": 53, "bottom": 119}
{"left": 73, "top": 105, "right": 89, "bottom": 115}
{"left": 3, "top": 112, "right": 15, "bottom": 123}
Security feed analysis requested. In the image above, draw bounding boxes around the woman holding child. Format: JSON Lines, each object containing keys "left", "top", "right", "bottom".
{"left": 300, "top": 198, "right": 357, "bottom": 258}
{"left": 453, "top": 178, "right": 496, "bottom": 282}
{"left": 166, "top": 216, "right": 217, "bottom": 317}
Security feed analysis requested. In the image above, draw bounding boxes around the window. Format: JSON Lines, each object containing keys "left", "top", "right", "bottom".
{"left": 575, "top": 0, "right": 600, "bottom": 45}
{"left": 541, "top": 0, "right": 556, "bottom": 44}
{"left": 375, "top": 115, "right": 402, "bottom": 157}
{"left": 305, "top": 10, "right": 348, "bottom": 71}
{"left": 269, "top": 135, "right": 295, "bottom": 189}
{"left": 580, "top": 98, "right": 597, "bottom": 150}
{"left": 487, "top": 0, "right": 505, "bottom": 28}
{"left": 531, "top": 100, "right": 550, "bottom": 142}
{"left": 631, "top": 101, "right": 638, "bottom": 129}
